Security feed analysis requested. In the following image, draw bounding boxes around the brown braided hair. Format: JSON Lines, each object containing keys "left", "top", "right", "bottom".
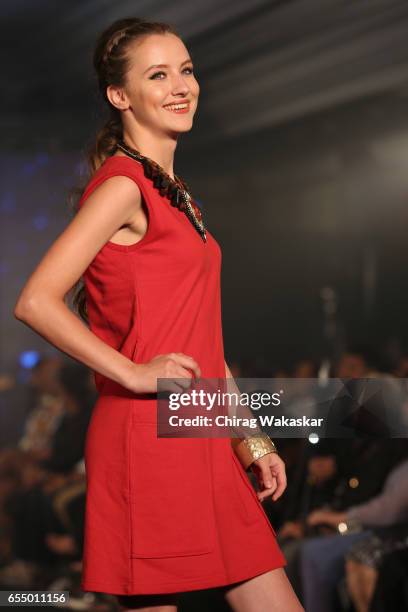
{"left": 67, "top": 17, "right": 180, "bottom": 324}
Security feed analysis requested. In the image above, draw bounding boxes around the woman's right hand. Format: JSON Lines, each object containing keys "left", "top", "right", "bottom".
{"left": 128, "top": 352, "right": 201, "bottom": 394}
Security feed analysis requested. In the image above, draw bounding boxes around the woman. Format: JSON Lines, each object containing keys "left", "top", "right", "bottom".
{"left": 14, "top": 17, "right": 303, "bottom": 612}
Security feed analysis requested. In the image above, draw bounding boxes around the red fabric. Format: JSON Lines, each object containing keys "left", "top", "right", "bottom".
{"left": 79, "top": 155, "right": 286, "bottom": 595}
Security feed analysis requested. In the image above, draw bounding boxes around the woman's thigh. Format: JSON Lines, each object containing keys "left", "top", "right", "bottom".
{"left": 222, "top": 567, "right": 304, "bottom": 612}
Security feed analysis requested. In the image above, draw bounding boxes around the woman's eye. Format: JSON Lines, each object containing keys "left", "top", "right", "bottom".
{"left": 150, "top": 71, "right": 166, "bottom": 80}
{"left": 150, "top": 67, "right": 194, "bottom": 80}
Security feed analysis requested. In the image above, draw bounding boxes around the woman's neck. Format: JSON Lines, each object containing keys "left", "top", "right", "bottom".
{"left": 121, "top": 130, "right": 177, "bottom": 179}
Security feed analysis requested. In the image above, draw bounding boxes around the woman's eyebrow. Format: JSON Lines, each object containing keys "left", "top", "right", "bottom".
{"left": 143, "top": 58, "right": 192, "bottom": 74}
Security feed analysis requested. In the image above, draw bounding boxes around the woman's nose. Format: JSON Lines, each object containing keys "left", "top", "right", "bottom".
{"left": 171, "top": 75, "right": 189, "bottom": 95}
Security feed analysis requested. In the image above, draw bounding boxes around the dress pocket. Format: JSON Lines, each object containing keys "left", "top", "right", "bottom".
{"left": 128, "top": 419, "right": 216, "bottom": 558}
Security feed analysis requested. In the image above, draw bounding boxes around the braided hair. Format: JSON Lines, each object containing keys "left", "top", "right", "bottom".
{"left": 67, "top": 17, "right": 180, "bottom": 324}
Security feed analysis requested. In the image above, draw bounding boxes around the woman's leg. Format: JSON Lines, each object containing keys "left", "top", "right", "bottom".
{"left": 115, "top": 592, "right": 179, "bottom": 612}
{"left": 222, "top": 567, "right": 304, "bottom": 612}
{"left": 345, "top": 559, "right": 378, "bottom": 612}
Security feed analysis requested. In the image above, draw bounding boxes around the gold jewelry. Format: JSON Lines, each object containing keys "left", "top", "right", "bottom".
{"left": 232, "top": 432, "right": 278, "bottom": 470}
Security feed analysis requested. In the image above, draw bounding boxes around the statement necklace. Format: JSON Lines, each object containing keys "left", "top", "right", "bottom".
{"left": 116, "top": 140, "right": 206, "bottom": 242}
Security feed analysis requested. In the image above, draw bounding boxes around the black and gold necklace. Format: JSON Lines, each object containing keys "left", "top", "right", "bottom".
{"left": 116, "top": 140, "right": 206, "bottom": 242}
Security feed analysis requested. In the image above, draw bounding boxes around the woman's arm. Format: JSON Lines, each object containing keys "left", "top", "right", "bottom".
{"left": 225, "top": 360, "right": 286, "bottom": 501}
{"left": 14, "top": 176, "right": 144, "bottom": 390}
{"left": 224, "top": 359, "right": 263, "bottom": 436}
{"left": 14, "top": 176, "right": 200, "bottom": 393}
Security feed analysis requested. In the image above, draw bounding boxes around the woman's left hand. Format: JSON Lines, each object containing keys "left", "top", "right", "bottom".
{"left": 251, "top": 452, "right": 287, "bottom": 502}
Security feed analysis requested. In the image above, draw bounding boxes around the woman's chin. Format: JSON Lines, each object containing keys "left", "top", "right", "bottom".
{"left": 166, "top": 121, "right": 194, "bottom": 137}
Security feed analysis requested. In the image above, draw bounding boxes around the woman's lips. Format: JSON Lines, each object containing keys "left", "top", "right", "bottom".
{"left": 163, "top": 103, "right": 190, "bottom": 114}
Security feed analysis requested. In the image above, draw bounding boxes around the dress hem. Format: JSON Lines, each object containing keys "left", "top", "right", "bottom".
{"left": 80, "top": 557, "right": 287, "bottom": 595}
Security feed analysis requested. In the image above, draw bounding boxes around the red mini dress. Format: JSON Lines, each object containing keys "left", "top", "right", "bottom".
{"left": 78, "top": 155, "right": 286, "bottom": 595}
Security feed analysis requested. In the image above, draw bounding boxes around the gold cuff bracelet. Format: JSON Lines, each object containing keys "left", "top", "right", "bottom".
{"left": 232, "top": 432, "right": 278, "bottom": 470}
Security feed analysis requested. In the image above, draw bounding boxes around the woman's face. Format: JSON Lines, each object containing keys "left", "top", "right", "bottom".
{"left": 118, "top": 33, "right": 200, "bottom": 137}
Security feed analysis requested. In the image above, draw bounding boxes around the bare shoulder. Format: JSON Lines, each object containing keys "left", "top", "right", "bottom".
{"left": 82, "top": 174, "right": 142, "bottom": 223}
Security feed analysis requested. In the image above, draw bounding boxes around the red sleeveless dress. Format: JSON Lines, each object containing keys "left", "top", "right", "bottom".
{"left": 78, "top": 155, "right": 286, "bottom": 595}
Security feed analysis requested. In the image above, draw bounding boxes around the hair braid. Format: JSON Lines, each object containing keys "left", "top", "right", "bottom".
{"left": 67, "top": 17, "right": 180, "bottom": 324}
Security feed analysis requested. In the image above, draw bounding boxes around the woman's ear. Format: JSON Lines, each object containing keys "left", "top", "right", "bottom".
{"left": 106, "top": 84, "right": 129, "bottom": 111}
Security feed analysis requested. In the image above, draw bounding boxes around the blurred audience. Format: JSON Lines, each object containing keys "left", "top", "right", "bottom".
{"left": 0, "top": 357, "right": 95, "bottom": 601}
{"left": 301, "top": 454, "right": 408, "bottom": 612}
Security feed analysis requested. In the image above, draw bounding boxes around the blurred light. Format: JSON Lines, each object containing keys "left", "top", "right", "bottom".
{"left": 338, "top": 522, "right": 348, "bottom": 534}
{"left": 371, "top": 134, "right": 408, "bottom": 166}
{"left": 320, "top": 286, "right": 336, "bottom": 300}
{"left": 309, "top": 432, "right": 319, "bottom": 444}
{"left": 349, "top": 477, "right": 359, "bottom": 488}
{"left": 318, "top": 359, "right": 331, "bottom": 383}
{"left": 19, "top": 350, "right": 40, "bottom": 369}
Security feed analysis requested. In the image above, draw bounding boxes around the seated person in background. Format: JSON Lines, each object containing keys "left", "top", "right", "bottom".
{"left": 0, "top": 362, "right": 94, "bottom": 587}
{"left": 345, "top": 524, "right": 408, "bottom": 612}
{"left": 276, "top": 437, "right": 407, "bottom": 605}
{"left": 278, "top": 437, "right": 405, "bottom": 540}
{"left": 18, "top": 357, "right": 65, "bottom": 459}
{"left": 300, "top": 455, "right": 408, "bottom": 612}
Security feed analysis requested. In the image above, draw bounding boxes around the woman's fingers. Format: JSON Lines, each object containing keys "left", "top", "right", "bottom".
{"left": 167, "top": 362, "right": 199, "bottom": 389}
{"left": 257, "top": 477, "right": 278, "bottom": 502}
{"left": 259, "top": 461, "right": 275, "bottom": 489}
{"left": 172, "top": 366, "right": 197, "bottom": 389}
{"left": 255, "top": 460, "right": 277, "bottom": 501}
{"left": 162, "top": 379, "right": 186, "bottom": 393}
{"left": 255, "top": 455, "right": 287, "bottom": 502}
{"left": 271, "top": 463, "right": 287, "bottom": 501}
{"left": 173, "top": 353, "right": 201, "bottom": 379}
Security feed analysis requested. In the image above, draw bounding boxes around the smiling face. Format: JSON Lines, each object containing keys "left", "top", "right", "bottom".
{"left": 110, "top": 32, "right": 200, "bottom": 138}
